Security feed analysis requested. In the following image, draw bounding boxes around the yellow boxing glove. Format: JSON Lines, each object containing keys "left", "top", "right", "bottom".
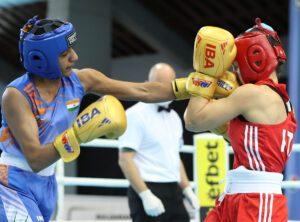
{"left": 187, "top": 26, "right": 237, "bottom": 99}
{"left": 186, "top": 72, "right": 217, "bottom": 99}
{"left": 193, "top": 26, "right": 237, "bottom": 77}
{"left": 54, "top": 95, "right": 127, "bottom": 162}
{"left": 172, "top": 78, "right": 190, "bottom": 100}
{"left": 215, "top": 71, "right": 239, "bottom": 98}
{"left": 172, "top": 71, "right": 239, "bottom": 99}
{"left": 210, "top": 122, "right": 230, "bottom": 142}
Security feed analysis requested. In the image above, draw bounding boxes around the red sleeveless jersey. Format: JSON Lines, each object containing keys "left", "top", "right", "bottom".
{"left": 228, "top": 79, "right": 297, "bottom": 173}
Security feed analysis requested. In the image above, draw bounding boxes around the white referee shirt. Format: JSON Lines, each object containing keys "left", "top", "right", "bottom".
{"left": 118, "top": 102, "right": 183, "bottom": 183}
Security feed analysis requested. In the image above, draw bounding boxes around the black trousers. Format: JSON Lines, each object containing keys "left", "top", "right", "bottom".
{"left": 128, "top": 182, "right": 190, "bottom": 222}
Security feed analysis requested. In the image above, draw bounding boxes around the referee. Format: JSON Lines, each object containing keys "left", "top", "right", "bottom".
{"left": 118, "top": 63, "right": 200, "bottom": 222}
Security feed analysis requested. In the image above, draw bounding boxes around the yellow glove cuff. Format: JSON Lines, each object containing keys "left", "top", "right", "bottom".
{"left": 54, "top": 127, "right": 80, "bottom": 162}
{"left": 186, "top": 72, "right": 217, "bottom": 99}
{"left": 172, "top": 78, "right": 190, "bottom": 100}
{"left": 210, "top": 122, "right": 230, "bottom": 142}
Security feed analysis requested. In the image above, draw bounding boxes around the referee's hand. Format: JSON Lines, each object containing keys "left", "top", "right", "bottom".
{"left": 139, "top": 189, "right": 165, "bottom": 217}
{"left": 183, "top": 186, "right": 200, "bottom": 209}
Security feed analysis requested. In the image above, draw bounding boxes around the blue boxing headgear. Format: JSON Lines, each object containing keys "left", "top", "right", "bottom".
{"left": 19, "top": 16, "right": 77, "bottom": 79}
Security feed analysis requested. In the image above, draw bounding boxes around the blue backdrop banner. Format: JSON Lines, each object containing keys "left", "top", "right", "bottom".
{"left": 285, "top": 0, "right": 300, "bottom": 220}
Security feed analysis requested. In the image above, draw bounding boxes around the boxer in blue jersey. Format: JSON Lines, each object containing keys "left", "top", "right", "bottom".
{"left": 0, "top": 16, "right": 179, "bottom": 221}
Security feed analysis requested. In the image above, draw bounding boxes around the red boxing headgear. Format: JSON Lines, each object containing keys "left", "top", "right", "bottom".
{"left": 235, "top": 18, "right": 286, "bottom": 84}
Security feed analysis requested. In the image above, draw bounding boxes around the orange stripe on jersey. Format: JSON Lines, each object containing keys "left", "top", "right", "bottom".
{"left": 2, "top": 178, "right": 8, "bottom": 186}
{"left": 41, "top": 119, "right": 50, "bottom": 124}
{"left": 66, "top": 99, "right": 80, "bottom": 105}
{"left": 23, "top": 82, "right": 33, "bottom": 91}
{"left": 3, "top": 137, "right": 16, "bottom": 150}
{"left": 56, "top": 100, "right": 64, "bottom": 104}
{"left": 36, "top": 107, "right": 56, "bottom": 115}
{"left": 0, "top": 165, "right": 9, "bottom": 187}
{"left": 33, "top": 111, "right": 51, "bottom": 117}
{"left": 32, "top": 103, "right": 37, "bottom": 110}
{"left": 32, "top": 103, "right": 55, "bottom": 115}
{"left": 27, "top": 91, "right": 39, "bottom": 99}
{"left": 0, "top": 164, "right": 8, "bottom": 169}
{"left": 0, "top": 127, "right": 12, "bottom": 142}
{"left": 25, "top": 87, "right": 35, "bottom": 93}
{"left": 0, "top": 171, "right": 8, "bottom": 180}
{"left": 59, "top": 94, "right": 70, "bottom": 97}
{"left": 29, "top": 95, "right": 43, "bottom": 105}
{"left": 23, "top": 83, "right": 44, "bottom": 106}
{"left": 37, "top": 120, "right": 46, "bottom": 131}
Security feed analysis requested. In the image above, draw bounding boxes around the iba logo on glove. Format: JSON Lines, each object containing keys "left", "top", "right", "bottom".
{"left": 192, "top": 78, "right": 212, "bottom": 88}
{"left": 76, "top": 107, "right": 101, "bottom": 128}
{"left": 76, "top": 107, "right": 112, "bottom": 128}
{"left": 204, "top": 44, "right": 216, "bottom": 68}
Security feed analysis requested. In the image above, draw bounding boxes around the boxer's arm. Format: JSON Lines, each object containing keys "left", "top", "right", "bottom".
{"left": 75, "top": 68, "right": 175, "bottom": 102}
{"left": 1, "top": 88, "right": 60, "bottom": 172}
{"left": 184, "top": 84, "right": 258, "bottom": 132}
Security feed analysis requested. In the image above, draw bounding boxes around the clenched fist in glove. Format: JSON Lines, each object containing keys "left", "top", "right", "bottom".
{"left": 54, "top": 95, "right": 127, "bottom": 162}
{"left": 215, "top": 71, "right": 239, "bottom": 98}
{"left": 187, "top": 26, "right": 237, "bottom": 99}
{"left": 183, "top": 186, "right": 200, "bottom": 210}
{"left": 210, "top": 121, "right": 230, "bottom": 142}
{"left": 139, "top": 189, "right": 165, "bottom": 217}
{"left": 172, "top": 70, "right": 239, "bottom": 100}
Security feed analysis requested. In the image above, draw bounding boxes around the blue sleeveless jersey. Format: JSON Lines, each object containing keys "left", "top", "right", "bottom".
{"left": 0, "top": 71, "right": 85, "bottom": 158}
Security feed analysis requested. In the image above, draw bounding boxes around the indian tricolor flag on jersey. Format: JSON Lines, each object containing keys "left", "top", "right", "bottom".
{"left": 66, "top": 99, "right": 80, "bottom": 112}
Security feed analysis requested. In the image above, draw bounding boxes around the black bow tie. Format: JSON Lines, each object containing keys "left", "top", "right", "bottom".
{"left": 158, "top": 106, "right": 171, "bottom": 112}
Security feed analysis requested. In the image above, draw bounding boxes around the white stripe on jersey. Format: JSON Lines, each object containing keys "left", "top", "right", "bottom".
{"left": 259, "top": 193, "right": 263, "bottom": 222}
{"left": 286, "top": 101, "right": 292, "bottom": 112}
{"left": 268, "top": 194, "right": 274, "bottom": 222}
{"left": 287, "top": 131, "right": 294, "bottom": 157}
{"left": 281, "top": 129, "right": 286, "bottom": 152}
{"left": 244, "top": 125, "right": 254, "bottom": 170}
{"left": 263, "top": 193, "right": 269, "bottom": 222}
{"left": 259, "top": 193, "right": 276, "bottom": 222}
{"left": 249, "top": 126, "right": 261, "bottom": 170}
{"left": 254, "top": 126, "right": 266, "bottom": 171}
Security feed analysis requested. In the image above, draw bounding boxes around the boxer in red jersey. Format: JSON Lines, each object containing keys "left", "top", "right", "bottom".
{"left": 184, "top": 18, "right": 297, "bottom": 222}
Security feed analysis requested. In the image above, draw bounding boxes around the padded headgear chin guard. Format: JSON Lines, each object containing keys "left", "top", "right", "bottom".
{"left": 235, "top": 18, "right": 286, "bottom": 84}
{"left": 19, "top": 16, "right": 77, "bottom": 79}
